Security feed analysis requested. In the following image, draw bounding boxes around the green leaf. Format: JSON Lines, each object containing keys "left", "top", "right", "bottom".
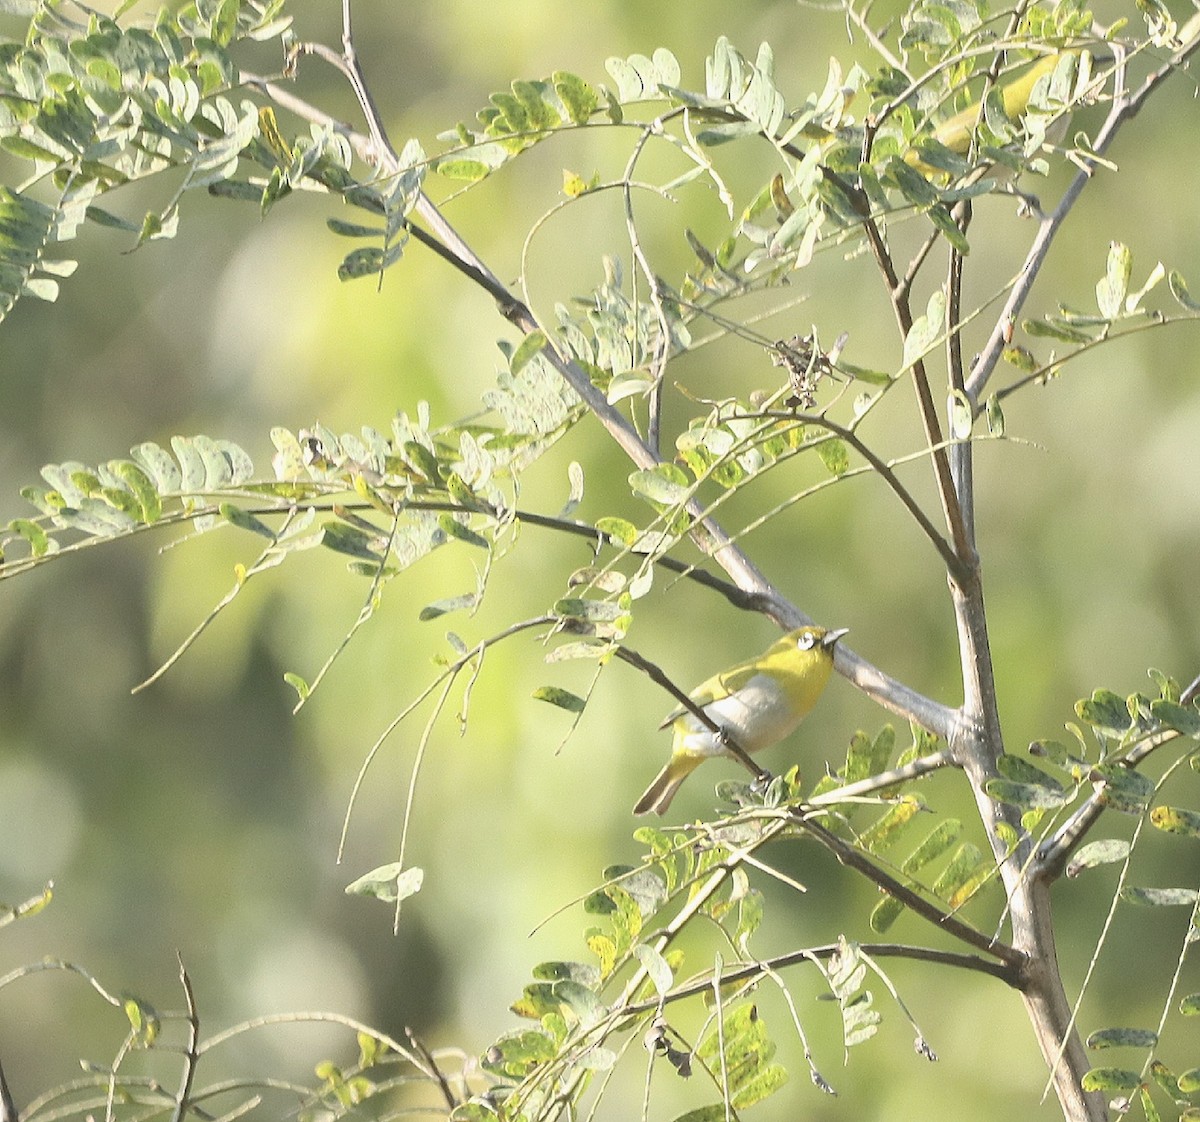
{"left": 545, "top": 640, "right": 611, "bottom": 662}
{"left": 1096, "top": 241, "right": 1132, "bottom": 319}
{"left": 449, "top": 1101, "right": 500, "bottom": 1122}
{"left": 1150, "top": 698, "right": 1200, "bottom": 736}
{"left": 1148, "top": 1061, "right": 1182, "bottom": 1105}
{"left": 695, "top": 1002, "right": 787, "bottom": 1106}
{"left": 1121, "top": 886, "right": 1199, "bottom": 907}
{"left": 1149, "top": 805, "right": 1200, "bottom": 838}
{"left": 109, "top": 461, "right": 162, "bottom": 523}
{"left": 1180, "top": 994, "right": 1200, "bottom": 1016}
{"left": 7, "top": 518, "right": 52, "bottom": 557}
{"left": 123, "top": 996, "right": 160, "bottom": 1047}
{"left": 402, "top": 440, "right": 441, "bottom": 482}
{"left": 554, "top": 597, "right": 624, "bottom": 623}
{"left": 1025, "top": 316, "right": 1094, "bottom": 343}
{"left": 531, "top": 960, "right": 601, "bottom": 986}
{"left": 902, "top": 287, "right": 945, "bottom": 370}
{"left": 1081, "top": 1068, "right": 1142, "bottom": 1093}
{"left": 869, "top": 893, "right": 906, "bottom": 933}
{"left": 510, "top": 329, "right": 547, "bottom": 374}
{"left": 1178, "top": 1068, "right": 1200, "bottom": 1094}
{"left": 888, "top": 155, "right": 941, "bottom": 207}
{"left": 345, "top": 863, "right": 424, "bottom": 903}
{"left": 1065, "top": 839, "right": 1131, "bottom": 877}
{"left": 595, "top": 516, "right": 638, "bottom": 546}
{"left": 435, "top": 157, "right": 500, "bottom": 182}
{"left": 532, "top": 686, "right": 586, "bottom": 713}
{"left": 553, "top": 71, "right": 599, "bottom": 123}
{"left": 321, "top": 521, "right": 382, "bottom": 561}
{"left": 552, "top": 978, "right": 604, "bottom": 1024}
{"left": 816, "top": 438, "right": 849, "bottom": 476}
{"left": 1168, "top": 269, "right": 1200, "bottom": 311}
{"left": 633, "top": 943, "right": 674, "bottom": 996}
{"left": 731, "top": 1062, "right": 788, "bottom": 1109}
{"left": 927, "top": 203, "right": 970, "bottom": 254}
{"left": 902, "top": 819, "right": 962, "bottom": 874}
{"left": 670, "top": 1108, "right": 727, "bottom": 1122}
{"left": 132, "top": 441, "right": 183, "bottom": 493}
{"left": 220, "top": 503, "right": 274, "bottom": 539}
{"left": 438, "top": 514, "right": 490, "bottom": 549}
{"left": 1075, "top": 688, "right": 1133, "bottom": 737}
{"left": 986, "top": 778, "right": 1071, "bottom": 810}
{"left": 629, "top": 463, "right": 691, "bottom": 505}
{"left": 857, "top": 794, "right": 924, "bottom": 854}
{"left": 283, "top": 671, "right": 310, "bottom": 703}
{"left": 481, "top": 1028, "right": 557, "bottom": 1077}
{"left": 1095, "top": 765, "right": 1154, "bottom": 814}
{"left": 931, "top": 842, "right": 988, "bottom": 907}
{"left": 337, "top": 241, "right": 405, "bottom": 280}
{"left": 0, "top": 187, "right": 57, "bottom": 324}
{"left": 327, "top": 217, "right": 384, "bottom": 238}
{"left": 841, "top": 725, "right": 894, "bottom": 783}
{"left": 418, "top": 594, "right": 479, "bottom": 621}
{"left": 1086, "top": 1027, "right": 1159, "bottom": 1050}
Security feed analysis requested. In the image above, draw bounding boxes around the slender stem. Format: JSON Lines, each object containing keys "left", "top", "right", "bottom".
{"left": 634, "top": 940, "right": 1018, "bottom": 1010}
{"left": 610, "top": 644, "right": 767, "bottom": 780}
{"left": 169, "top": 956, "right": 199, "bottom": 1122}
{"left": 795, "top": 813, "right": 1024, "bottom": 967}
{"left": 0, "top": 1056, "right": 17, "bottom": 1122}
{"left": 836, "top": 172, "right": 973, "bottom": 568}
{"left": 621, "top": 123, "right": 670, "bottom": 454}
{"left": 945, "top": 203, "right": 976, "bottom": 548}
{"left": 760, "top": 410, "right": 958, "bottom": 571}
{"left": 967, "top": 15, "right": 1200, "bottom": 402}
{"left": 806, "top": 749, "right": 954, "bottom": 805}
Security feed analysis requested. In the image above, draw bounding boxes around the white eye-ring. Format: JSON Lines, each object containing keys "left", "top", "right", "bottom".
{"left": 797, "top": 631, "right": 818, "bottom": 650}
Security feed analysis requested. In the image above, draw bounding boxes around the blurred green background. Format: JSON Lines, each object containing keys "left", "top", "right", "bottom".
{"left": 1, "top": 1, "right": 1199, "bottom": 1119}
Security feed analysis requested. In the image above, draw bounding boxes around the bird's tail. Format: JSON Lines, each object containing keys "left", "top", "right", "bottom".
{"left": 633, "top": 754, "right": 705, "bottom": 816}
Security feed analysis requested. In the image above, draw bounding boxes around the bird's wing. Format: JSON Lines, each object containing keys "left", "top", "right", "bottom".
{"left": 658, "top": 656, "right": 762, "bottom": 729}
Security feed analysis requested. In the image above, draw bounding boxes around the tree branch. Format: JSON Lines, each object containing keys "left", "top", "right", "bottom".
{"left": 0, "top": 1056, "right": 17, "bottom": 1122}
{"left": 241, "top": 68, "right": 961, "bottom": 741}
{"left": 792, "top": 814, "right": 1025, "bottom": 968}
{"left": 633, "top": 939, "right": 1019, "bottom": 1010}
{"left": 966, "top": 18, "right": 1200, "bottom": 402}
{"left": 169, "top": 955, "right": 199, "bottom": 1122}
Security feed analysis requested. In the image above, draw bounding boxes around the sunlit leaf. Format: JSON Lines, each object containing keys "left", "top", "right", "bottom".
{"left": 1066, "top": 839, "right": 1131, "bottom": 877}
{"left": 532, "top": 686, "right": 586, "bottom": 713}
{"left": 345, "top": 863, "right": 424, "bottom": 904}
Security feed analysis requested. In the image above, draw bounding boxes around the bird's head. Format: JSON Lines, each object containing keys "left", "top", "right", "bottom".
{"left": 793, "top": 625, "right": 849, "bottom": 653}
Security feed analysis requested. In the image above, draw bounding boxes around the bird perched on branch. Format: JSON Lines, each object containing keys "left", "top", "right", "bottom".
{"left": 634, "top": 625, "right": 848, "bottom": 816}
{"left": 903, "top": 50, "right": 1083, "bottom": 180}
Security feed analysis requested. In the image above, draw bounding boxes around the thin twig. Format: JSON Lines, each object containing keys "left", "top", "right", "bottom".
{"left": 621, "top": 122, "right": 672, "bottom": 454}
{"left": 170, "top": 955, "right": 200, "bottom": 1122}
{"left": 635, "top": 938, "right": 1017, "bottom": 1010}
{"left": 758, "top": 410, "right": 958, "bottom": 571}
{"left": 610, "top": 644, "right": 768, "bottom": 781}
{"left": 0, "top": 1057, "right": 17, "bottom": 1122}
{"left": 405, "top": 1028, "right": 458, "bottom": 1111}
{"left": 793, "top": 813, "right": 1025, "bottom": 969}
{"left": 826, "top": 169, "right": 973, "bottom": 570}
{"left": 806, "top": 749, "right": 955, "bottom": 805}
{"left": 966, "top": 15, "right": 1200, "bottom": 401}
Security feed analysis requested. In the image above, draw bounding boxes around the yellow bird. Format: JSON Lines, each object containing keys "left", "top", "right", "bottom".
{"left": 904, "top": 51, "right": 1079, "bottom": 177}
{"left": 633, "top": 625, "right": 848, "bottom": 816}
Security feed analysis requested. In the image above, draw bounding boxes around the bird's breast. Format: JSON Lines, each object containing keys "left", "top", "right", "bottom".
{"left": 675, "top": 673, "right": 806, "bottom": 758}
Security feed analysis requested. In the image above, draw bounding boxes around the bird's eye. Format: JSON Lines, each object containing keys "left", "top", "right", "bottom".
{"left": 797, "top": 631, "right": 817, "bottom": 650}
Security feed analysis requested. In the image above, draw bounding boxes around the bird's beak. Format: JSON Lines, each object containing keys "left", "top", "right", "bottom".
{"left": 822, "top": 627, "right": 850, "bottom": 648}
